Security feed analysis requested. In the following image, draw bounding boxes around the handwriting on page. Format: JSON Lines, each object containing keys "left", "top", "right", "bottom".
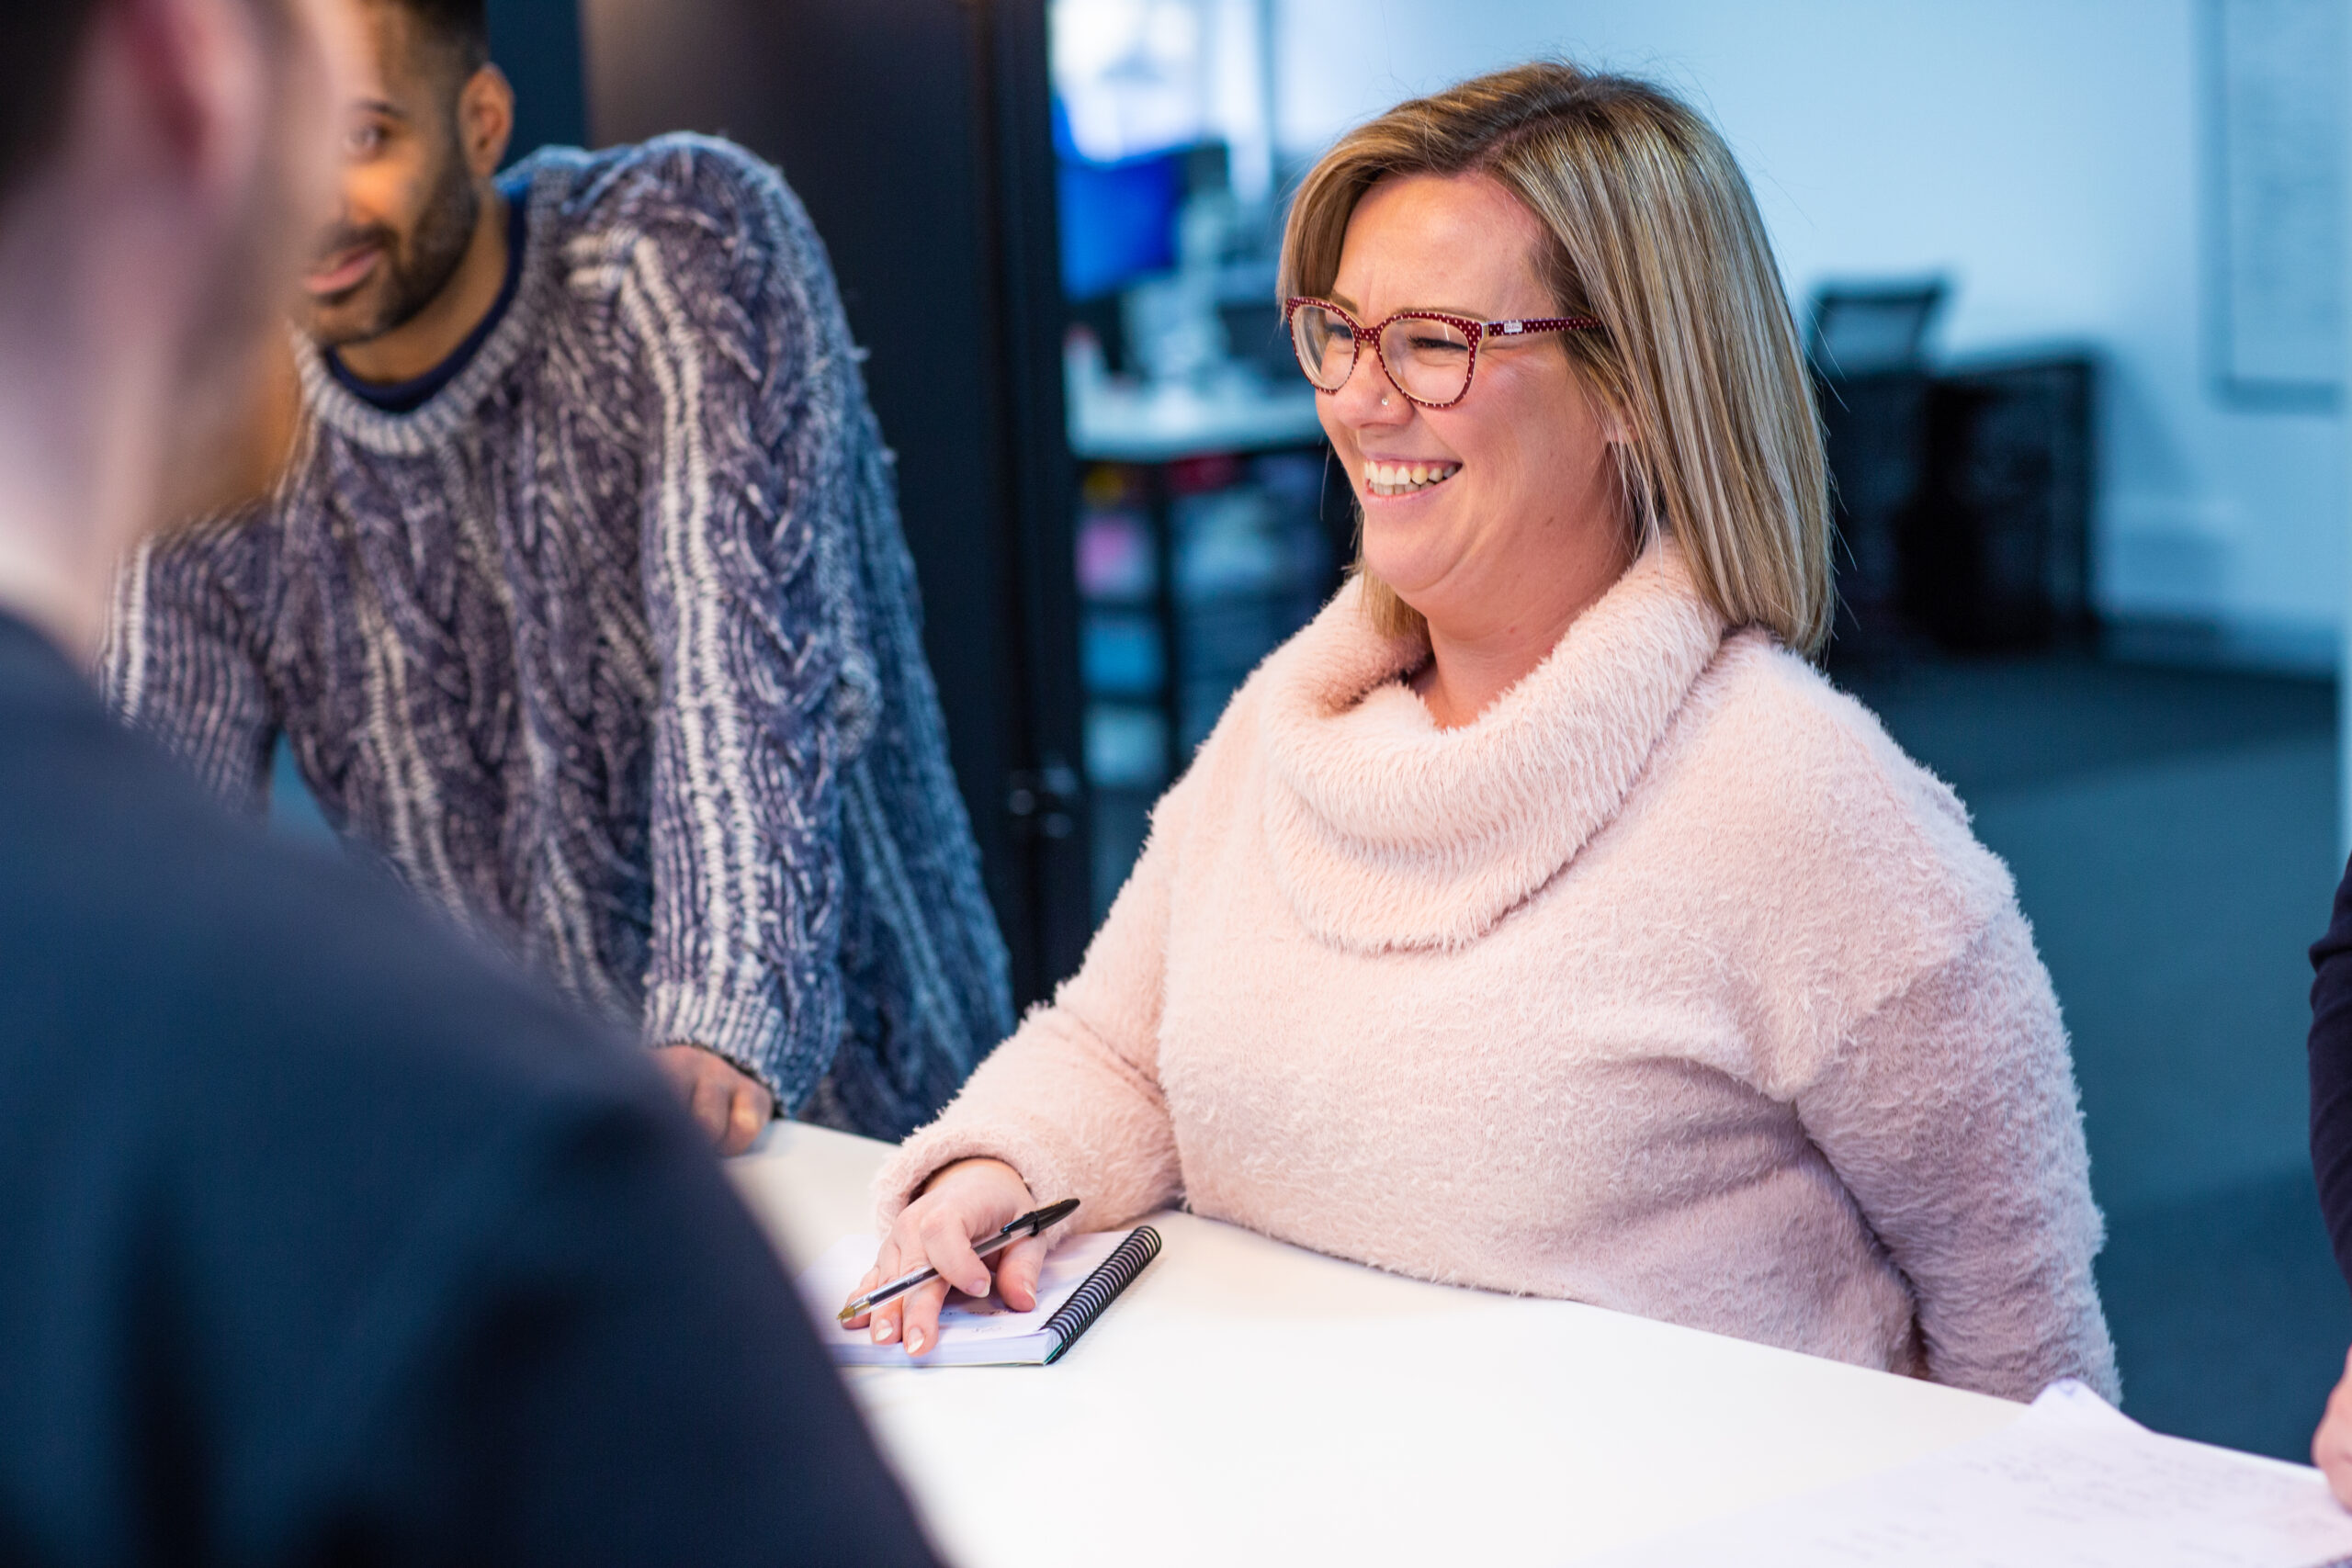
{"left": 1584, "top": 1382, "right": 2352, "bottom": 1567}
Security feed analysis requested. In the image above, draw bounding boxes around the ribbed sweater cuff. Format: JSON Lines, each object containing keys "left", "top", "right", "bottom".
{"left": 872, "top": 1118, "right": 1087, "bottom": 1241}
{"left": 642, "top": 983, "right": 786, "bottom": 1100}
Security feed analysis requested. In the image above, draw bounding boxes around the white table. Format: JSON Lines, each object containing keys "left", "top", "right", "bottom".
{"left": 730, "top": 1123, "right": 2029, "bottom": 1567}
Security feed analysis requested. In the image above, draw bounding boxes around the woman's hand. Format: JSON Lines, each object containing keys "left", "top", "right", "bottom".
{"left": 842, "top": 1156, "right": 1044, "bottom": 1358}
{"left": 2315, "top": 1345, "right": 2352, "bottom": 1506}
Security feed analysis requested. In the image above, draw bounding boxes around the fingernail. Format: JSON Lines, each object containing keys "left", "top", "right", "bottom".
{"left": 969, "top": 1276, "right": 991, "bottom": 1297}
{"left": 906, "top": 1327, "right": 924, "bottom": 1353}
{"left": 873, "top": 1318, "right": 895, "bottom": 1343}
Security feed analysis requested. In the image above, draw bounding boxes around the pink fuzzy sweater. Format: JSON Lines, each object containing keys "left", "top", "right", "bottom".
{"left": 879, "top": 543, "right": 2120, "bottom": 1402}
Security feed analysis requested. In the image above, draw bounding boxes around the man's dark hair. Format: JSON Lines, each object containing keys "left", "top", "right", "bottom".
{"left": 394, "top": 0, "right": 492, "bottom": 77}
{"left": 0, "top": 3, "right": 102, "bottom": 209}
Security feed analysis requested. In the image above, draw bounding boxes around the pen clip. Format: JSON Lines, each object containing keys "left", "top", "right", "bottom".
{"left": 1005, "top": 1197, "right": 1080, "bottom": 1237}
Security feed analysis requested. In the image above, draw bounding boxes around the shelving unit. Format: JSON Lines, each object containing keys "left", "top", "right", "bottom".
{"left": 1069, "top": 379, "right": 1351, "bottom": 917}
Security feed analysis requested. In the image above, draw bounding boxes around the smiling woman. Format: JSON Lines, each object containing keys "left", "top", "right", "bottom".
{"left": 1282, "top": 63, "right": 1831, "bottom": 721}
{"left": 857, "top": 60, "right": 2119, "bottom": 1409}
{"left": 1284, "top": 172, "right": 1635, "bottom": 728}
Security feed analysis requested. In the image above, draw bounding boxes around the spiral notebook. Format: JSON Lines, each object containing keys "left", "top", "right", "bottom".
{"left": 796, "top": 1225, "right": 1162, "bottom": 1367}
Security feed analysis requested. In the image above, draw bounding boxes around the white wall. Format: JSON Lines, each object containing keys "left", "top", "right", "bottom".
{"left": 1272, "top": 0, "right": 2344, "bottom": 665}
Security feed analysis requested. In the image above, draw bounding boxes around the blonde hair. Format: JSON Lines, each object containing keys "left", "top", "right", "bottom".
{"left": 1280, "top": 62, "right": 1832, "bottom": 657}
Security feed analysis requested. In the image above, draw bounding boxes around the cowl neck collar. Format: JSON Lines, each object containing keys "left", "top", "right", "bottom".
{"left": 1258, "top": 540, "right": 1725, "bottom": 953}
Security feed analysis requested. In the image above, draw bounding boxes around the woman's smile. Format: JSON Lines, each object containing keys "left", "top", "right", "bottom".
{"left": 1363, "top": 458, "right": 1463, "bottom": 498}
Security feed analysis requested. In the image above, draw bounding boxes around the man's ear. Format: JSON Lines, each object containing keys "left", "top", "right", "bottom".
{"left": 115, "top": 0, "right": 271, "bottom": 190}
{"left": 458, "top": 62, "right": 514, "bottom": 179}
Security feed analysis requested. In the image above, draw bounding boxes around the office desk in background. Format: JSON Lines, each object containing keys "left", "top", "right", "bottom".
{"left": 729, "top": 1124, "right": 2029, "bottom": 1567}
{"left": 1062, "top": 376, "right": 1348, "bottom": 920}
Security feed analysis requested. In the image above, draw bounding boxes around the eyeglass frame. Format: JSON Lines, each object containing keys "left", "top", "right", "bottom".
{"left": 1282, "top": 296, "right": 1606, "bottom": 411}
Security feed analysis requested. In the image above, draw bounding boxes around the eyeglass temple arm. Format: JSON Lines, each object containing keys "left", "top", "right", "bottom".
{"left": 1483, "top": 315, "right": 1605, "bottom": 335}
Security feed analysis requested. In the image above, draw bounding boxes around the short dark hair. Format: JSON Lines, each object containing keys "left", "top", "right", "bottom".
{"left": 0, "top": 3, "right": 103, "bottom": 210}
{"left": 390, "top": 0, "right": 492, "bottom": 75}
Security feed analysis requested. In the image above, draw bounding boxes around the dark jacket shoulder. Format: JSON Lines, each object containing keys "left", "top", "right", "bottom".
{"left": 0, "top": 614, "right": 935, "bottom": 1566}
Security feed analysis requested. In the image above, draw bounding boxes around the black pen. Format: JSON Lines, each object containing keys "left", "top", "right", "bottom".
{"left": 837, "top": 1198, "right": 1080, "bottom": 1323}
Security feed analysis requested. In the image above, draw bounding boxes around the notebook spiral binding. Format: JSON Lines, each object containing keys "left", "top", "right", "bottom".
{"left": 1040, "top": 1225, "right": 1161, "bottom": 1363}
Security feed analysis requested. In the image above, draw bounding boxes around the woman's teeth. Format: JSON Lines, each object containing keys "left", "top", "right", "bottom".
{"left": 1366, "top": 460, "right": 1461, "bottom": 497}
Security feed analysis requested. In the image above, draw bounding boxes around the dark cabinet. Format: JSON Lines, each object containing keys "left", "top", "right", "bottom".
{"left": 1817, "top": 357, "right": 2096, "bottom": 663}
{"left": 1909, "top": 358, "right": 2095, "bottom": 651}
{"left": 1817, "top": 368, "right": 1936, "bottom": 660}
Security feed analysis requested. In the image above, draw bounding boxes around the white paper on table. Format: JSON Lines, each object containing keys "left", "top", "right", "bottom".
{"left": 1579, "top": 1379, "right": 2352, "bottom": 1567}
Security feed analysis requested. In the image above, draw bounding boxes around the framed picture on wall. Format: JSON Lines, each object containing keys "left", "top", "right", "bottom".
{"left": 2206, "top": 0, "right": 2344, "bottom": 406}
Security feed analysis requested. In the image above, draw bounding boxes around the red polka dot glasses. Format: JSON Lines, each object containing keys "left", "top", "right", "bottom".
{"left": 1283, "top": 297, "right": 1604, "bottom": 411}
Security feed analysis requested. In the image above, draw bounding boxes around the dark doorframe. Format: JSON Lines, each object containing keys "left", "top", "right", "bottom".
{"left": 576, "top": 0, "right": 1091, "bottom": 1004}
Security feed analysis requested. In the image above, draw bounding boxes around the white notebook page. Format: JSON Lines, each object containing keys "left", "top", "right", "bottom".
{"left": 797, "top": 1229, "right": 1130, "bottom": 1364}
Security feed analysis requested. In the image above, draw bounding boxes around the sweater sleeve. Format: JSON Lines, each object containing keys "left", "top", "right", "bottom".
{"left": 2307, "top": 853, "right": 2352, "bottom": 1288}
{"left": 1793, "top": 908, "right": 2120, "bottom": 1404}
{"left": 618, "top": 160, "right": 864, "bottom": 1107}
{"left": 871, "top": 778, "right": 1194, "bottom": 1235}
{"left": 102, "top": 527, "right": 278, "bottom": 816}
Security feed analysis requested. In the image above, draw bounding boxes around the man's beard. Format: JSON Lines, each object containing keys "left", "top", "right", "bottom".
{"left": 305, "top": 148, "right": 481, "bottom": 350}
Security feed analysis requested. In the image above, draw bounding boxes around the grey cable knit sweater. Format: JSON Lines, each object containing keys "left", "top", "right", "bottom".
{"left": 105, "top": 136, "right": 1012, "bottom": 1137}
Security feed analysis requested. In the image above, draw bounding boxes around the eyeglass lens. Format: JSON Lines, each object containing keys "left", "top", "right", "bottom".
{"left": 1290, "top": 304, "right": 1358, "bottom": 391}
{"left": 1378, "top": 316, "right": 1473, "bottom": 403}
{"left": 1289, "top": 305, "right": 1476, "bottom": 405}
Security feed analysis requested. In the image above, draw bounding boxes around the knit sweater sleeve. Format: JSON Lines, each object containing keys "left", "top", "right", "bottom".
{"left": 1794, "top": 906, "right": 2120, "bottom": 1404}
{"left": 870, "top": 775, "right": 1194, "bottom": 1235}
{"left": 101, "top": 525, "right": 278, "bottom": 816}
{"left": 616, "top": 152, "right": 863, "bottom": 1105}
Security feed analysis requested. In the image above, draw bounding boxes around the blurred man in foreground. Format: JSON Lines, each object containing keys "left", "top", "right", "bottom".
{"left": 0, "top": 0, "right": 938, "bottom": 1561}
{"left": 105, "top": 0, "right": 1012, "bottom": 1153}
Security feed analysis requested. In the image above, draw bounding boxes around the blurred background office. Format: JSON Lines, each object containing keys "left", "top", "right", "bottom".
{"left": 459, "top": 0, "right": 2346, "bottom": 1457}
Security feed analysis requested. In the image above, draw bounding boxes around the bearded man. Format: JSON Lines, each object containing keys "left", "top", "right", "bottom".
{"left": 106, "top": 0, "right": 1011, "bottom": 1151}
{"left": 0, "top": 0, "right": 944, "bottom": 1559}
